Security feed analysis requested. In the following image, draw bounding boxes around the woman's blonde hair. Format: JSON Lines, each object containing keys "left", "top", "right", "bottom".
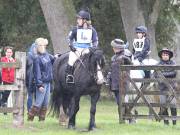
{"left": 35, "top": 37, "right": 48, "bottom": 46}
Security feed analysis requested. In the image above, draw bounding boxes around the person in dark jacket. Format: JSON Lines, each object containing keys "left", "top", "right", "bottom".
{"left": 106, "top": 39, "right": 132, "bottom": 105}
{"left": 26, "top": 43, "right": 38, "bottom": 112}
{"left": 157, "top": 48, "right": 177, "bottom": 125}
{"left": 66, "top": 9, "right": 98, "bottom": 84}
{"left": 28, "top": 38, "right": 54, "bottom": 121}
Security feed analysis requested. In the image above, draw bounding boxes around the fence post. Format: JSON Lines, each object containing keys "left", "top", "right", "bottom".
{"left": 13, "top": 52, "right": 26, "bottom": 127}
{"left": 118, "top": 69, "right": 125, "bottom": 123}
{"left": 0, "top": 47, "right": 2, "bottom": 58}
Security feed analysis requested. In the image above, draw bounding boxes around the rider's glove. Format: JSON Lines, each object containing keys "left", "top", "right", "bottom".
{"left": 69, "top": 45, "right": 76, "bottom": 52}
{"left": 133, "top": 55, "right": 137, "bottom": 59}
{"left": 89, "top": 47, "right": 96, "bottom": 53}
{"left": 54, "top": 53, "right": 61, "bottom": 58}
{"left": 138, "top": 57, "right": 143, "bottom": 63}
{"left": 105, "top": 72, "right": 111, "bottom": 86}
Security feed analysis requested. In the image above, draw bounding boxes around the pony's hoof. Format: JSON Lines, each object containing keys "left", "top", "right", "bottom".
{"left": 68, "top": 125, "right": 75, "bottom": 130}
{"left": 88, "top": 125, "right": 97, "bottom": 131}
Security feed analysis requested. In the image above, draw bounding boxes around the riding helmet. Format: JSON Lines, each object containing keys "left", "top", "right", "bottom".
{"left": 158, "top": 48, "right": 173, "bottom": 59}
{"left": 135, "top": 26, "right": 147, "bottom": 34}
{"left": 111, "top": 39, "right": 126, "bottom": 49}
{"left": 77, "top": 10, "right": 91, "bottom": 20}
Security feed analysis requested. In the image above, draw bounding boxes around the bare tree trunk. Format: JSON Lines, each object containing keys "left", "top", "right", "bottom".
{"left": 39, "top": 0, "right": 76, "bottom": 54}
{"left": 119, "top": 0, "right": 161, "bottom": 59}
{"left": 173, "top": 18, "right": 180, "bottom": 65}
{"left": 174, "top": 33, "right": 180, "bottom": 64}
{"left": 118, "top": 0, "right": 145, "bottom": 50}
{"left": 147, "top": 0, "right": 162, "bottom": 59}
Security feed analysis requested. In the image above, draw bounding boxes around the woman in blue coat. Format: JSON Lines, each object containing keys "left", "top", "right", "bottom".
{"left": 28, "top": 38, "right": 54, "bottom": 121}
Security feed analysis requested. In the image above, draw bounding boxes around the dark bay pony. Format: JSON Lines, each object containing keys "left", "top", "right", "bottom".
{"left": 51, "top": 48, "right": 105, "bottom": 130}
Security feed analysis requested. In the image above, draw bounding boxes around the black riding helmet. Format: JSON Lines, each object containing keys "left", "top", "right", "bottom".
{"left": 158, "top": 48, "right": 173, "bottom": 59}
{"left": 77, "top": 10, "right": 91, "bottom": 21}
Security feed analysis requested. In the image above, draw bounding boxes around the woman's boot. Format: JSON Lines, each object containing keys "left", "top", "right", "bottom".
{"left": 28, "top": 106, "right": 39, "bottom": 121}
{"left": 39, "top": 106, "right": 47, "bottom": 121}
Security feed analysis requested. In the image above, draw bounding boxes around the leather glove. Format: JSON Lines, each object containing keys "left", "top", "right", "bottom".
{"left": 69, "top": 45, "right": 76, "bottom": 52}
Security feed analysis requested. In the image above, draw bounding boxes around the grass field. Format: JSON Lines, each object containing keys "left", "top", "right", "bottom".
{"left": 0, "top": 97, "right": 180, "bottom": 135}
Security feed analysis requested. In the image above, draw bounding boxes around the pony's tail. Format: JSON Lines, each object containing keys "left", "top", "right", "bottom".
{"left": 49, "top": 81, "right": 62, "bottom": 117}
{"left": 49, "top": 81, "right": 72, "bottom": 119}
{"left": 49, "top": 57, "right": 63, "bottom": 117}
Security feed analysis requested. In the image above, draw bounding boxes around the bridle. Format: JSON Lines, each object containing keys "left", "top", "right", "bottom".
{"left": 75, "top": 50, "right": 104, "bottom": 82}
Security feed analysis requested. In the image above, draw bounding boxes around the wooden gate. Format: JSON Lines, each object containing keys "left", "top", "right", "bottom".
{"left": 0, "top": 52, "right": 26, "bottom": 127}
{"left": 118, "top": 65, "right": 180, "bottom": 123}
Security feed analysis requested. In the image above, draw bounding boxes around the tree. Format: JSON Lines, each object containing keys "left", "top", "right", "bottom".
{"left": 39, "top": 0, "right": 76, "bottom": 53}
{"left": 118, "top": 0, "right": 162, "bottom": 58}
{"left": 118, "top": 0, "right": 145, "bottom": 49}
{"left": 145, "top": 0, "right": 162, "bottom": 58}
{"left": 156, "top": 1, "right": 180, "bottom": 64}
{"left": 0, "top": 0, "right": 50, "bottom": 51}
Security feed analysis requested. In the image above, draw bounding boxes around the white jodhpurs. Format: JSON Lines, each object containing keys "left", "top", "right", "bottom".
{"left": 68, "top": 48, "right": 90, "bottom": 66}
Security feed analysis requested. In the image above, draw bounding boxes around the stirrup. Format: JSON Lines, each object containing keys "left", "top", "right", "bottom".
{"left": 66, "top": 74, "right": 74, "bottom": 84}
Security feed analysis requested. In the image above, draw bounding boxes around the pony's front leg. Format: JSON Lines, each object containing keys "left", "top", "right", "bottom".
{"left": 89, "top": 91, "right": 100, "bottom": 131}
{"left": 68, "top": 97, "right": 80, "bottom": 129}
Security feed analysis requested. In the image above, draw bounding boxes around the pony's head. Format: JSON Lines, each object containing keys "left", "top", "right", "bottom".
{"left": 88, "top": 48, "right": 106, "bottom": 84}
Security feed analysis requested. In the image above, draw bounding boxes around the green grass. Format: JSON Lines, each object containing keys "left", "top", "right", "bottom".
{"left": 0, "top": 98, "right": 180, "bottom": 135}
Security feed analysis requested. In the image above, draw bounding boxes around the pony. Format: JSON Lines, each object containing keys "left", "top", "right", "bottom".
{"left": 51, "top": 48, "right": 105, "bottom": 130}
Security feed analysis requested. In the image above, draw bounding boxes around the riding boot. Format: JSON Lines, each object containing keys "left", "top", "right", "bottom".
{"left": 65, "top": 65, "right": 74, "bottom": 84}
{"left": 171, "top": 108, "right": 177, "bottom": 125}
{"left": 39, "top": 106, "right": 47, "bottom": 121}
{"left": 163, "top": 108, "right": 169, "bottom": 125}
{"left": 28, "top": 105, "right": 40, "bottom": 121}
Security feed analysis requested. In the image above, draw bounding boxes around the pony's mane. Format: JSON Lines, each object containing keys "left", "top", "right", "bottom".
{"left": 73, "top": 49, "right": 105, "bottom": 79}
{"left": 73, "top": 51, "right": 94, "bottom": 73}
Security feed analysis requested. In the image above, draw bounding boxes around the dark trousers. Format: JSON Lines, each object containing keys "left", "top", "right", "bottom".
{"left": 0, "top": 82, "right": 12, "bottom": 105}
{"left": 113, "top": 91, "right": 120, "bottom": 105}
{"left": 144, "top": 70, "right": 150, "bottom": 78}
{"left": 160, "top": 107, "right": 177, "bottom": 125}
{"left": 27, "top": 83, "right": 36, "bottom": 112}
{"left": 27, "top": 91, "right": 35, "bottom": 112}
